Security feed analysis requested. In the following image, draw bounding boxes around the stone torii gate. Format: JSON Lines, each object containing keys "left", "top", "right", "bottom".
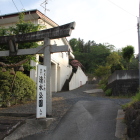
{"left": 0, "top": 22, "right": 75, "bottom": 116}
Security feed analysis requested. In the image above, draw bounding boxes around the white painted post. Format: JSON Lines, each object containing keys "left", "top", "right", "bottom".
{"left": 43, "top": 38, "right": 52, "bottom": 116}
{"left": 36, "top": 65, "right": 47, "bottom": 118}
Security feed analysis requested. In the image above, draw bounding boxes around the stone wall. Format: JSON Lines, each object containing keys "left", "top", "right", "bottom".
{"left": 107, "top": 70, "right": 139, "bottom": 96}
{"left": 124, "top": 102, "right": 140, "bottom": 139}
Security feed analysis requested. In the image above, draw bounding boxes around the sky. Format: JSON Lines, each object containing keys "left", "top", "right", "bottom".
{"left": 0, "top": 0, "right": 139, "bottom": 53}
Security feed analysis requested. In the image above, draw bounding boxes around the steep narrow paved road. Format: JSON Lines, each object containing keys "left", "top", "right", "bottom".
{"left": 19, "top": 84, "right": 130, "bottom": 140}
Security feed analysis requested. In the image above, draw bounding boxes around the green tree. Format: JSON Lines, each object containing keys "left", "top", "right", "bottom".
{"left": 129, "top": 55, "right": 138, "bottom": 70}
{"left": 69, "top": 38, "right": 79, "bottom": 52}
{"left": 0, "top": 12, "right": 43, "bottom": 71}
{"left": 94, "top": 65, "right": 111, "bottom": 91}
{"left": 94, "top": 65, "right": 111, "bottom": 77}
{"left": 106, "top": 52, "right": 121, "bottom": 66}
{"left": 69, "top": 38, "right": 112, "bottom": 73}
{"left": 106, "top": 52, "right": 124, "bottom": 73}
{"left": 122, "top": 45, "right": 134, "bottom": 70}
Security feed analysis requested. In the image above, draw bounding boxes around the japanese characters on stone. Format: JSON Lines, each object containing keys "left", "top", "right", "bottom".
{"left": 36, "top": 65, "right": 46, "bottom": 118}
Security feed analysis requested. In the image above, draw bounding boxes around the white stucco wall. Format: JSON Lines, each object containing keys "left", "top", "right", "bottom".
{"left": 69, "top": 67, "right": 88, "bottom": 90}
{"left": 51, "top": 50, "right": 72, "bottom": 92}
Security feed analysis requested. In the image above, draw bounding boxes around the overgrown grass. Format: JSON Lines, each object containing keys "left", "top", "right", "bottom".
{"left": 132, "top": 91, "right": 140, "bottom": 101}
{"left": 110, "top": 95, "right": 131, "bottom": 99}
{"left": 122, "top": 92, "right": 140, "bottom": 109}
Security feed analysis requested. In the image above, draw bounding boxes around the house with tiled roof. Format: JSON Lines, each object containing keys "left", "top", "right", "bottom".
{"left": 0, "top": 9, "right": 87, "bottom": 91}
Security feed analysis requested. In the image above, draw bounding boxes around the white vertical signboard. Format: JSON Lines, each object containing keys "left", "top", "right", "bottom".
{"left": 36, "top": 65, "right": 47, "bottom": 118}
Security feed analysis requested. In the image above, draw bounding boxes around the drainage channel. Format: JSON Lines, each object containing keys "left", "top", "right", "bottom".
{"left": 0, "top": 113, "right": 35, "bottom": 140}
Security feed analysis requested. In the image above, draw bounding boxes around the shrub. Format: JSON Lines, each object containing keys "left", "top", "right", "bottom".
{"left": 0, "top": 70, "right": 36, "bottom": 106}
{"left": 105, "top": 88, "right": 112, "bottom": 96}
{"left": 100, "top": 84, "right": 106, "bottom": 91}
{"left": 0, "top": 71, "right": 13, "bottom": 106}
{"left": 98, "top": 76, "right": 108, "bottom": 91}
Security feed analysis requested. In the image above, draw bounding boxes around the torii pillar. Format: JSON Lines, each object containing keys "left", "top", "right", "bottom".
{"left": 43, "top": 38, "right": 52, "bottom": 116}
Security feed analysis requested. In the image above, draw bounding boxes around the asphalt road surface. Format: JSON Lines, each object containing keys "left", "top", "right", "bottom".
{"left": 19, "top": 84, "right": 130, "bottom": 140}
{"left": 47, "top": 100, "right": 120, "bottom": 140}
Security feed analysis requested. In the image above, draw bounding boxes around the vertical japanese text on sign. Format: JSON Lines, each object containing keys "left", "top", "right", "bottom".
{"left": 36, "top": 65, "right": 47, "bottom": 118}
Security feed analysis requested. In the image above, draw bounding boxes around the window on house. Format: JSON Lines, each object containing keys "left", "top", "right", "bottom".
{"left": 66, "top": 52, "right": 68, "bottom": 58}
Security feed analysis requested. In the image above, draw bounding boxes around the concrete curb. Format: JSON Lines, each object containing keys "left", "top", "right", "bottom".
{"left": 4, "top": 118, "right": 54, "bottom": 140}
{"left": 115, "top": 109, "right": 126, "bottom": 139}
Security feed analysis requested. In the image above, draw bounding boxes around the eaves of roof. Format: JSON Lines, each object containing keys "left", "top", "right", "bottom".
{"left": 0, "top": 9, "right": 73, "bottom": 52}
{"left": 0, "top": 9, "right": 37, "bottom": 17}
{"left": 0, "top": 9, "right": 58, "bottom": 26}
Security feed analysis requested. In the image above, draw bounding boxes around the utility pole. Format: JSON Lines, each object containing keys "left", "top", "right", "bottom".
{"left": 138, "top": 0, "right": 140, "bottom": 89}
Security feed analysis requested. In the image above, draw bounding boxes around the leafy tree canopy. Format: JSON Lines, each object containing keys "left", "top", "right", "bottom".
{"left": 0, "top": 12, "right": 43, "bottom": 71}
{"left": 122, "top": 45, "right": 134, "bottom": 62}
{"left": 122, "top": 45, "right": 134, "bottom": 70}
{"left": 69, "top": 38, "right": 115, "bottom": 73}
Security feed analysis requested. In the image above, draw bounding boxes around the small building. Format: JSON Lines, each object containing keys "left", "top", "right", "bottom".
{"left": 0, "top": 9, "right": 88, "bottom": 92}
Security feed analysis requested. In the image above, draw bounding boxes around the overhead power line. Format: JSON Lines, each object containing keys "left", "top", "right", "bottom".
{"left": 19, "top": 0, "right": 35, "bottom": 21}
{"left": 108, "top": 0, "right": 137, "bottom": 18}
{"left": 100, "top": 26, "right": 137, "bottom": 41}
{"left": 12, "top": 0, "right": 19, "bottom": 12}
{"left": 19, "top": 0, "right": 25, "bottom": 10}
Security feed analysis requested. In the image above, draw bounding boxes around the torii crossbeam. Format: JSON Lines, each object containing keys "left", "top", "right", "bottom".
{"left": 0, "top": 22, "right": 75, "bottom": 43}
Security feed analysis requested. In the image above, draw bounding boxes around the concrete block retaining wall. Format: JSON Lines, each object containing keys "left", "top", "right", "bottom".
{"left": 107, "top": 70, "right": 139, "bottom": 96}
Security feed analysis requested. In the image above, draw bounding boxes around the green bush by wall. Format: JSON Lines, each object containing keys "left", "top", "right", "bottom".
{"left": 0, "top": 70, "right": 36, "bottom": 107}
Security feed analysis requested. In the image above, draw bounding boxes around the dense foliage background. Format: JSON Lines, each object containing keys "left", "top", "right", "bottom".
{"left": 69, "top": 38, "right": 138, "bottom": 74}
{"left": 69, "top": 38, "right": 138, "bottom": 96}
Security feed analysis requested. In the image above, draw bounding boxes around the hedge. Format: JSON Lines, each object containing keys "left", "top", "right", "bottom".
{"left": 0, "top": 70, "right": 36, "bottom": 107}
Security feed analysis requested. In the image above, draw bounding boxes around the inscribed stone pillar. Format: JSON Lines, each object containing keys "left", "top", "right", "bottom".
{"left": 43, "top": 38, "right": 52, "bottom": 116}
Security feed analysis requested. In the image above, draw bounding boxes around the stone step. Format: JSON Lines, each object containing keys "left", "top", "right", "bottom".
{"left": 0, "top": 117, "right": 26, "bottom": 140}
